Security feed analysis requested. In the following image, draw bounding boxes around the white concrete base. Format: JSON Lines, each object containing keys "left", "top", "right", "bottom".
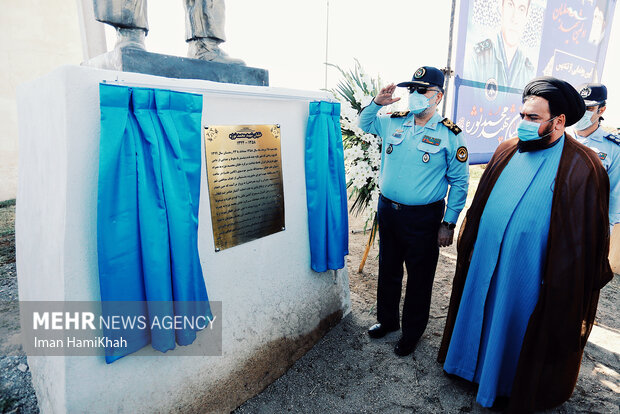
{"left": 16, "top": 65, "right": 350, "bottom": 413}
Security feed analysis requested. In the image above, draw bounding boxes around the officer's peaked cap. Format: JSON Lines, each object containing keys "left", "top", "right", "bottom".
{"left": 577, "top": 83, "right": 607, "bottom": 106}
{"left": 397, "top": 66, "right": 445, "bottom": 90}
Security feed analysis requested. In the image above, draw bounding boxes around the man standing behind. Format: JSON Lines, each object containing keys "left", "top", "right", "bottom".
{"left": 573, "top": 83, "right": 620, "bottom": 231}
{"left": 438, "top": 77, "right": 613, "bottom": 412}
{"left": 359, "top": 66, "right": 469, "bottom": 357}
{"left": 465, "top": 0, "right": 535, "bottom": 89}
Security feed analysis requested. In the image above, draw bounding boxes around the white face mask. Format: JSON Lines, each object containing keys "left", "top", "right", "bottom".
{"left": 573, "top": 110, "right": 597, "bottom": 131}
{"left": 408, "top": 91, "right": 439, "bottom": 114}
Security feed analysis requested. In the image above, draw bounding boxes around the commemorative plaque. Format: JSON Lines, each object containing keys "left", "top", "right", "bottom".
{"left": 204, "top": 125, "right": 285, "bottom": 251}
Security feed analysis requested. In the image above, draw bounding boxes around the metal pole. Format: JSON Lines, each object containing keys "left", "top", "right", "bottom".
{"left": 442, "top": 0, "right": 457, "bottom": 118}
{"left": 325, "top": 0, "right": 330, "bottom": 89}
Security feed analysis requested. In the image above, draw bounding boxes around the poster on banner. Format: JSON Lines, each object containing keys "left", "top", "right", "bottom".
{"left": 453, "top": 0, "right": 617, "bottom": 164}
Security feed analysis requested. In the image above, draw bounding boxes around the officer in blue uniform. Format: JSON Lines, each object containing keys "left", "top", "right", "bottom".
{"left": 573, "top": 83, "right": 620, "bottom": 230}
{"left": 359, "top": 66, "right": 469, "bottom": 356}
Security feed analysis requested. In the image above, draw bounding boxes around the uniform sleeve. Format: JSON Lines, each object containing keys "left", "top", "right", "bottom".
{"left": 608, "top": 147, "right": 620, "bottom": 228}
{"left": 358, "top": 100, "right": 390, "bottom": 137}
{"left": 444, "top": 133, "right": 470, "bottom": 224}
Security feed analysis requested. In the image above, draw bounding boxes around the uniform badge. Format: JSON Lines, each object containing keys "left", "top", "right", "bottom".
{"left": 598, "top": 152, "right": 607, "bottom": 161}
{"left": 456, "top": 146, "right": 468, "bottom": 162}
{"left": 604, "top": 133, "right": 620, "bottom": 145}
{"left": 393, "top": 129, "right": 403, "bottom": 138}
{"left": 386, "top": 144, "right": 393, "bottom": 154}
{"left": 414, "top": 67, "right": 426, "bottom": 78}
{"left": 403, "top": 121, "right": 413, "bottom": 127}
{"left": 441, "top": 118, "right": 462, "bottom": 135}
{"left": 422, "top": 152, "right": 430, "bottom": 163}
{"left": 580, "top": 87, "right": 591, "bottom": 99}
{"left": 422, "top": 136, "right": 441, "bottom": 146}
{"left": 390, "top": 111, "right": 410, "bottom": 118}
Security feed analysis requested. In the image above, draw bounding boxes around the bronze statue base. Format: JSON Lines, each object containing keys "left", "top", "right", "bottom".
{"left": 83, "top": 47, "right": 268, "bottom": 87}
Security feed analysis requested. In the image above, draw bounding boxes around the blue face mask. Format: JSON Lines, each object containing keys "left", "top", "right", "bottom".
{"left": 409, "top": 91, "right": 438, "bottom": 114}
{"left": 573, "top": 110, "right": 596, "bottom": 131}
{"left": 517, "top": 117, "right": 556, "bottom": 142}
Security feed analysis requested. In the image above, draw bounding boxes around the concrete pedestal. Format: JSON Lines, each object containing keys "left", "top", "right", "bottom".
{"left": 16, "top": 65, "right": 350, "bottom": 413}
{"left": 83, "top": 47, "right": 269, "bottom": 86}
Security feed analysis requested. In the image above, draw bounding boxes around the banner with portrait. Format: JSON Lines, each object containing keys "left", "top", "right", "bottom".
{"left": 453, "top": 0, "right": 616, "bottom": 164}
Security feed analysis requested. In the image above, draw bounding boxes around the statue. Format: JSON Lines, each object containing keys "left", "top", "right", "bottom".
{"left": 93, "top": 0, "right": 244, "bottom": 65}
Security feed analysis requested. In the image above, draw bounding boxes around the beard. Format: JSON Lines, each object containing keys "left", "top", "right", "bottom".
{"left": 538, "top": 121, "right": 555, "bottom": 144}
{"left": 517, "top": 121, "right": 560, "bottom": 152}
{"left": 413, "top": 105, "right": 434, "bottom": 119}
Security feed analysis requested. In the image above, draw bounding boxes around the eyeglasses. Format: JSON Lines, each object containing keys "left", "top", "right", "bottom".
{"left": 408, "top": 86, "right": 439, "bottom": 95}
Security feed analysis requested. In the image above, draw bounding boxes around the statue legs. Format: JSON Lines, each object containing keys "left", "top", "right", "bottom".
{"left": 93, "top": 0, "right": 148, "bottom": 50}
{"left": 184, "top": 0, "right": 244, "bottom": 65}
{"left": 93, "top": 0, "right": 244, "bottom": 64}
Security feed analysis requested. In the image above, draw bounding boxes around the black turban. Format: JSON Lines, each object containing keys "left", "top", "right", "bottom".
{"left": 522, "top": 77, "right": 585, "bottom": 126}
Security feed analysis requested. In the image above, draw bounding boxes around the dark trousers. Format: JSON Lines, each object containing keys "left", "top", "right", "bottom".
{"left": 376, "top": 195, "right": 444, "bottom": 341}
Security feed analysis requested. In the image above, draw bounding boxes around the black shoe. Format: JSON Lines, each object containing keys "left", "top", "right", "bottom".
{"left": 367, "top": 323, "right": 399, "bottom": 339}
{"left": 394, "top": 336, "right": 419, "bottom": 356}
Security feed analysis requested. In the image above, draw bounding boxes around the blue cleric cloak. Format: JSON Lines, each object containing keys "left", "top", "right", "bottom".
{"left": 443, "top": 136, "right": 565, "bottom": 406}
{"left": 438, "top": 135, "right": 613, "bottom": 413}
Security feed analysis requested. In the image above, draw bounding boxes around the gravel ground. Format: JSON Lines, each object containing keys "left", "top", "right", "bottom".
{"left": 1, "top": 202, "right": 39, "bottom": 414}
{"left": 234, "top": 209, "right": 619, "bottom": 414}
{"left": 1, "top": 165, "right": 619, "bottom": 413}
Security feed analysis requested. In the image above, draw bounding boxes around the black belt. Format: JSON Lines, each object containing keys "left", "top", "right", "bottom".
{"left": 380, "top": 194, "right": 444, "bottom": 211}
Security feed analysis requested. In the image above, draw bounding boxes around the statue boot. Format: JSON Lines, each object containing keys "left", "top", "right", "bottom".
{"left": 114, "top": 27, "right": 146, "bottom": 50}
{"left": 187, "top": 38, "right": 245, "bottom": 65}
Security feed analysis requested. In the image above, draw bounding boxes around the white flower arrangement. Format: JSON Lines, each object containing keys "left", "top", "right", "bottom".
{"left": 327, "top": 60, "right": 401, "bottom": 234}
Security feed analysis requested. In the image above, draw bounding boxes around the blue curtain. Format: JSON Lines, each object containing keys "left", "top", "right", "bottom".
{"left": 97, "top": 84, "right": 211, "bottom": 363}
{"left": 305, "top": 101, "right": 349, "bottom": 272}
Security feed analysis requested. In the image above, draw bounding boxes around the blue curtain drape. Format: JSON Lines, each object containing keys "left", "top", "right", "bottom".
{"left": 97, "top": 84, "right": 211, "bottom": 363}
{"left": 305, "top": 101, "right": 349, "bottom": 272}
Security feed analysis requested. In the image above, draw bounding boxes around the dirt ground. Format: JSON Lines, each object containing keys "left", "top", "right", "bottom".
{"left": 1, "top": 166, "right": 619, "bottom": 413}
{"left": 236, "top": 165, "right": 620, "bottom": 414}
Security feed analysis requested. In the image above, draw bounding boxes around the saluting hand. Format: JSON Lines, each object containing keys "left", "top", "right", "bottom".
{"left": 374, "top": 84, "right": 401, "bottom": 106}
{"left": 438, "top": 226, "right": 454, "bottom": 247}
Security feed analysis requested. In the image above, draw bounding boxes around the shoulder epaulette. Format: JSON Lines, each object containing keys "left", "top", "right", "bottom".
{"left": 474, "top": 39, "right": 492, "bottom": 54}
{"left": 604, "top": 133, "right": 620, "bottom": 145}
{"left": 390, "top": 111, "right": 410, "bottom": 118}
{"left": 441, "top": 118, "right": 462, "bottom": 135}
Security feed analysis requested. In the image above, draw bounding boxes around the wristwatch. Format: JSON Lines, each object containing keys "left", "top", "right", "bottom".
{"left": 441, "top": 221, "right": 456, "bottom": 230}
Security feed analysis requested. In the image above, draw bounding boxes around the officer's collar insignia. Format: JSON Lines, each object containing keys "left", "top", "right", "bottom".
{"left": 456, "top": 146, "right": 468, "bottom": 163}
{"left": 422, "top": 136, "right": 441, "bottom": 146}
{"left": 390, "top": 111, "right": 411, "bottom": 118}
{"left": 598, "top": 152, "right": 607, "bottom": 160}
{"left": 414, "top": 67, "right": 426, "bottom": 78}
{"left": 441, "top": 118, "right": 462, "bottom": 135}
{"left": 580, "top": 87, "right": 591, "bottom": 98}
{"left": 386, "top": 144, "right": 393, "bottom": 154}
{"left": 604, "top": 133, "right": 620, "bottom": 145}
{"left": 422, "top": 152, "right": 430, "bottom": 163}
{"left": 475, "top": 39, "right": 492, "bottom": 53}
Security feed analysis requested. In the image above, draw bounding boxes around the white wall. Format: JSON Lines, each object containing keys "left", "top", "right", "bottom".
{"left": 16, "top": 65, "right": 350, "bottom": 413}
{"left": 0, "top": 0, "right": 83, "bottom": 202}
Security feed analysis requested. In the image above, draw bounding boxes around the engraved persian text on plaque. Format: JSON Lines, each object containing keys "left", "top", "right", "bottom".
{"left": 204, "top": 125, "right": 284, "bottom": 251}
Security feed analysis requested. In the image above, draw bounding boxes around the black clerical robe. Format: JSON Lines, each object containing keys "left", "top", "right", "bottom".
{"left": 438, "top": 134, "right": 613, "bottom": 413}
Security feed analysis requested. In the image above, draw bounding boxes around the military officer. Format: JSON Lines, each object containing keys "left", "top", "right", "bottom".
{"left": 573, "top": 83, "right": 620, "bottom": 230}
{"left": 359, "top": 66, "right": 469, "bottom": 356}
{"left": 464, "top": 0, "right": 535, "bottom": 90}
